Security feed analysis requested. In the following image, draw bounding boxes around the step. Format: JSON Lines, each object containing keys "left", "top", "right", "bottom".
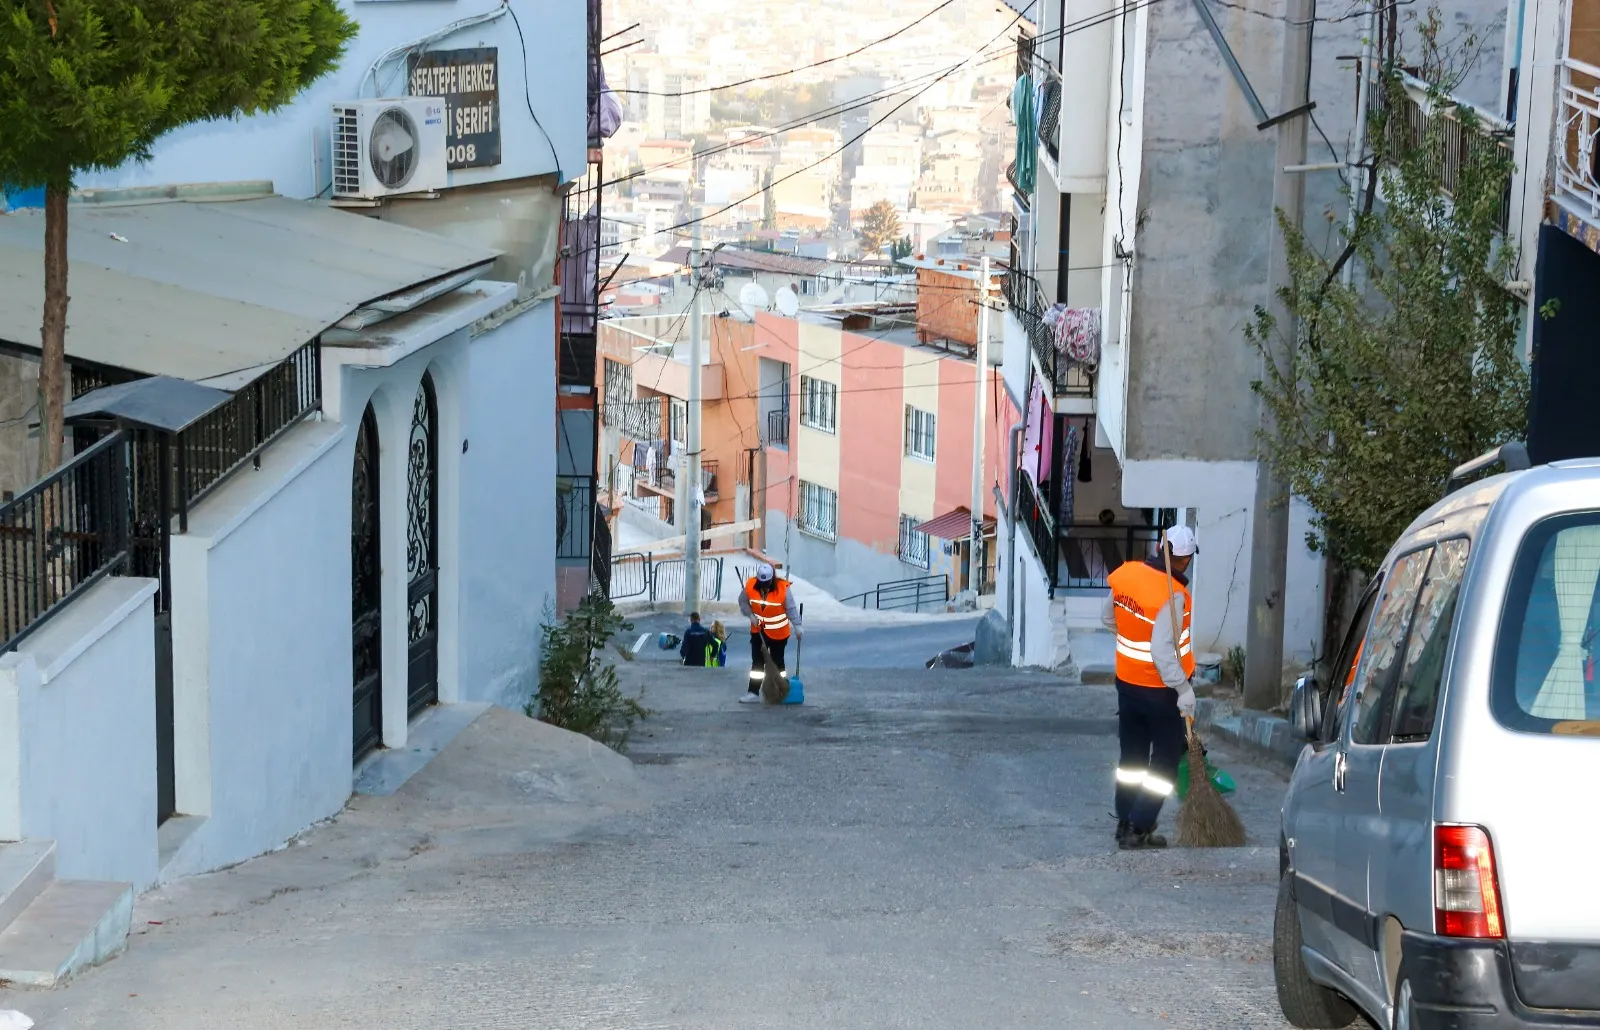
{"left": 0, "top": 880, "right": 133, "bottom": 987}
{"left": 0, "top": 842, "right": 55, "bottom": 935}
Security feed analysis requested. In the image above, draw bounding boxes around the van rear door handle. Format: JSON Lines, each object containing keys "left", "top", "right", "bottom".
{"left": 1333, "top": 751, "right": 1348, "bottom": 793}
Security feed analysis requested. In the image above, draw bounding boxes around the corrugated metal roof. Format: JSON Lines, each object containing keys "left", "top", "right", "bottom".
{"left": 0, "top": 195, "right": 501, "bottom": 383}
{"left": 917, "top": 507, "right": 996, "bottom": 541}
{"left": 63, "top": 376, "right": 232, "bottom": 433}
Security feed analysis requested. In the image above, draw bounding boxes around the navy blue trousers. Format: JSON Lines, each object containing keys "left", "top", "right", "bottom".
{"left": 1114, "top": 680, "right": 1186, "bottom": 831}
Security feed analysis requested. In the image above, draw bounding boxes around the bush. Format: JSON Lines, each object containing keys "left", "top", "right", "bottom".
{"left": 527, "top": 592, "right": 648, "bottom": 751}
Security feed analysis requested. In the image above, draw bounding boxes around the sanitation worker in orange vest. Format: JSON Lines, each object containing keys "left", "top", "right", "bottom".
{"left": 1099, "top": 525, "right": 1199, "bottom": 850}
{"left": 736, "top": 563, "right": 802, "bottom": 703}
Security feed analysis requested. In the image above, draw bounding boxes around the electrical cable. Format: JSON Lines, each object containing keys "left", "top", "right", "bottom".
{"left": 613, "top": 0, "right": 962, "bottom": 97}
{"left": 507, "top": 2, "right": 565, "bottom": 182}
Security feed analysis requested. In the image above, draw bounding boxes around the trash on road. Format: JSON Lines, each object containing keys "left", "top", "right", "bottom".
{"left": 0, "top": 1011, "right": 35, "bottom": 1030}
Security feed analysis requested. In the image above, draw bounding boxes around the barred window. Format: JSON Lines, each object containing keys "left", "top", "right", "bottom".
{"left": 799, "top": 375, "right": 838, "bottom": 433}
{"left": 799, "top": 480, "right": 838, "bottom": 541}
{"left": 899, "top": 514, "right": 931, "bottom": 569}
{"left": 602, "top": 359, "right": 633, "bottom": 427}
{"left": 905, "top": 405, "right": 936, "bottom": 462}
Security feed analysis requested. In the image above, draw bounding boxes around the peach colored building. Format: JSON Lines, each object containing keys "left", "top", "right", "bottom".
{"left": 595, "top": 308, "right": 1016, "bottom": 602}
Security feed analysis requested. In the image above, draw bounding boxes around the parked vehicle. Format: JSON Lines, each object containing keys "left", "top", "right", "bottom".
{"left": 1274, "top": 444, "right": 1600, "bottom": 1029}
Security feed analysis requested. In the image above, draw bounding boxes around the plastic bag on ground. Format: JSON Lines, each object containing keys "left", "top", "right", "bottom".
{"left": 0, "top": 1011, "right": 35, "bottom": 1030}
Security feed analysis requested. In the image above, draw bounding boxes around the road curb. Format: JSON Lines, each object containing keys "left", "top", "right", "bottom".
{"left": 1194, "top": 698, "right": 1303, "bottom": 775}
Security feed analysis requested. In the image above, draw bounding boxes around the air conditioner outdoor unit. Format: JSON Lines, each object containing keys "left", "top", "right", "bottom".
{"left": 330, "top": 98, "right": 448, "bottom": 200}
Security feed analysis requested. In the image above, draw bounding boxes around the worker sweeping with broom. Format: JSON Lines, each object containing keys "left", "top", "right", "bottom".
{"left": 737, "top": 563, "right": 801, "bottom": 704}
{"left": 1100, "top": 525, "right": 1201, "bottom": 850}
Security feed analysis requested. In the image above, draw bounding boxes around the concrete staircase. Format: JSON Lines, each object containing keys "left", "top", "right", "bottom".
{"left": 0, "top": 841, "right": 133, "bottom": 987}
{"left": 1055, "top": 590, "right": 1115, "bottom": 684}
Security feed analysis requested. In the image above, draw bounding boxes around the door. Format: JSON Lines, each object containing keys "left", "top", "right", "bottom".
{"left": 406, "top": 373, "right": 440, "bottom": 717}
{"left": 1374, "top": 538, "right": 1469, "bottom": 1002}
{"left": 352, "top": 405, "right": 383, "bottom": 761}
{"left": 1290, "top": 585, "right": 1379, "bottom": 967}
{"left": 1338, "top": 546, "right": 1432, "bottom": 1008}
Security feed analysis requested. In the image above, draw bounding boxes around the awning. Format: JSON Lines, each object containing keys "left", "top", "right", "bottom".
{"left": 917, "top": 507, "right": 996, "bottom": 541}
{"left": 64, "top": 376, "right": 232, "bottom": 434}
{"left": 0, "top": 194, "right": 502, "bottom": 386}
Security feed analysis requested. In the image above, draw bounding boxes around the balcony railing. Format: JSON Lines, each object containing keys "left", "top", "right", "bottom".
{"left": 700, "top": 460, "right": 719, "bottom": 500}
{"left": 620, "top": 398, "right": 662, "bottom": 442}
{"left": 1372, "top": 71, "right": 1512, "bottom": 234}
{"left": 1557, "top": 57, "right": 1600, "bottom": 221}
{"left": 556, "top": 474, "right": 594, "bottom": 560}
{"left": 764, "top": 408, "right": 790, "bottom": 449}
{"left": 1057, "top": 523, "right": 1163, "bottom": 589}
{"left": 0, "top": 431, "right": 131, "bottom": 651}
{"left": 1037, "top": 75, "right": 1061, "bottom": 166}
{"left": 633, "top": 443, "right": 675, "bottom": 494}
{"left": 1015, "top": 476, "right": 1058, "bottom": 592}
{"left": 1004, "top": 269, "right": 1094, "bottom": 399}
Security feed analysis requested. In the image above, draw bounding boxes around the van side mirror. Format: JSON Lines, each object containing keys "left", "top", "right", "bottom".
{"left": 1290, "top": 674, "right": 1323, "bottom": 741}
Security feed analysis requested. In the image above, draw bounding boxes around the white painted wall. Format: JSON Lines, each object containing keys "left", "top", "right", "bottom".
{"left": 1122, "top": 459, "right": 1323, "bottom": 665}
{"left": 1001, "top": 310, "right": 1030, "bottom": 415}
{"left": 167, "top": 421, "right": 353, "bottom": 878}
{"left": 0, "top": 578, "right": 160, "bottom": 888}
{"left": 461, "top": 302, "right": 558, "bottom": 709}
{"left": 73, "top": 0, "right": 585, "bottom": 197}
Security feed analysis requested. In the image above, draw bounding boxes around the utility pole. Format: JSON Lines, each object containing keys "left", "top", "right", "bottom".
{"left": 970, "top": 256, "right": 991, "bottom": 595}
{"left": 1243, "top": 0, "right": 1314, "bottom": 711}
{"left": 684, "top": 208, "right": 704, "bottom": 615}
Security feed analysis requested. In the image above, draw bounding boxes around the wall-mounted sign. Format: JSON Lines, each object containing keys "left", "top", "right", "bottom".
{"left": 407, "top": 47, "right": 501, "bottom": 170}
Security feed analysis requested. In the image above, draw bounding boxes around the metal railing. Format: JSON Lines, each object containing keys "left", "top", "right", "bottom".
{"left": 838, "top": 574, "right": 949, "bottom": 613}
{"left": 1038, "top": 75, "right": 1061, "bottom": 165}
{"left": 1372, "top": 71, "right": 1512, "bottom": 234}
{"left": 621, "top": 398, "right": 662, "bottom": 442}
{"left": 610, "top": 551, "right": 650, "bottom": 599}
{"left": 591, "top": 507, "right": 613, "bottom": 596}
{"left": 1557, "top": 57, "right": 1600, "bottom": 220}
{"left": 1057, "top": 523, "right": 1162, "bottom": 589}
{"left": 0, "top": 431, "right": 131, "bottom": 651}
{"left": 898, "top": 517, "right": 931, "bottom": 570}
{"left": 700, "top": 460, "right": 719, "bottom": 499}
{"left": 765, "top": 408, "right": 790, "bottom": 449}
{"left": 556, "top": 475, "right": 594, "bottom": 559}
{"left": 633, "top": 443, "right": 675, "bottom": 494}
{"left": 173, "top": 341, "right": 321, "bottom": 526}
{"left": 649, "top": 556, "right": 724, "bottom": 603}
{"left": 1004, "top": 269, "right": 1094, "bottom": 399}
{"left": 1015, "top": 476, "right": 1058, "bottom": 592}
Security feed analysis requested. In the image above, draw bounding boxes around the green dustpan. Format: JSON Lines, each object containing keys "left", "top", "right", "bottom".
{"left": 1177, "top": 751, "right": 1236, "bottom": 799}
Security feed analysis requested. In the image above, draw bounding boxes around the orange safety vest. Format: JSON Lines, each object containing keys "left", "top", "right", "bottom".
{"left": 1108, "top": 561, "right": 1195, "bottom": 688}
{"left": 745, "top": 578, "right": 792, "bottom": 640}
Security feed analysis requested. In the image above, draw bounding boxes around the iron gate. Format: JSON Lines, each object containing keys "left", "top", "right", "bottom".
{"left": 351, "top": 406, "right": 383, "bottom": 761}
{"left": 406, "top": 374, "right": 440, "bottom": 718}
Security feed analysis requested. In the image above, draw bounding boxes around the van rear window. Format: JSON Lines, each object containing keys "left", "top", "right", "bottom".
{"left": 1494, "top": 513, "right": 1600, "bottom": 733}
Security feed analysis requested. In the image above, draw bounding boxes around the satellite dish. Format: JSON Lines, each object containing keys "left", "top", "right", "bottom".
{"left": 737, "top": 282, "right": 770, "bottom": 319}
{"left": 775, "top": 286, "right": 800, "bottom": 317}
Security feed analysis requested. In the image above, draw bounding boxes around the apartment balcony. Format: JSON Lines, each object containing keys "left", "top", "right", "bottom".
{"left": 1003, "top": 268, "right": 1095, "bottom": 407}
{"left": 763, "top": 407, "right": 791, "bottom": 450}
{"left": 1557, "top": 57, "right": 1600, "bottom": 223}
{"left": 1371, "top": 71, "right": 1513, "bottom": 234}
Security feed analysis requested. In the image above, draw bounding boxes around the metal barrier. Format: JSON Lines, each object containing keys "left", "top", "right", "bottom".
{"left": 649, "top": 556, "right": 724, "bottom": 603}
{"left": 0, "top": 431, "right": 131, "bottom": 651}
{"left": 556, "top": 475, "right": 594, "bottom": 559}
{"left": 1057, "top": 523, "right": 1163, "bottom": 589}
{"left": 609, "top": 551, "right": 650, "bottom": 600}
{"left": 838, "top": 574, "right": 950, "bottom": 613}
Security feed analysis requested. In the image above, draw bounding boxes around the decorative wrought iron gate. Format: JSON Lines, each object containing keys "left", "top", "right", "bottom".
{"left": 406, "top": 375, "right": 440, "bottom": 717}
{"left": 352, "top": 406, "right": 383, "bottom": 760}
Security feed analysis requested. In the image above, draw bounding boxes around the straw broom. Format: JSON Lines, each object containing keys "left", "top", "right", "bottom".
{"left": 759, "top": 636, "right": 790, "bottom": 704}
{"left": 1161, "top": 542, "right": 1247, "bottom": 848}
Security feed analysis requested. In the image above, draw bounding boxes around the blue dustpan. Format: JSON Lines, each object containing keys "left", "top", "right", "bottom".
{"left": 783, "top": 604, "right": 805, "bottom": 704}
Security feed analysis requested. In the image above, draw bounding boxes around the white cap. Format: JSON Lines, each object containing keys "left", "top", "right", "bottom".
{"left": 1164, "top": 525, "right": 1199, "bottom": 557}
{"left": 756, "top": 562, "right": 775, "bottom": 582}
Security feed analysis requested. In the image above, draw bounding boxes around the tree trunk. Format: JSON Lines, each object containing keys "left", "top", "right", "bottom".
{"left": 38, "top": 182, "right": 69, "bottom": 474}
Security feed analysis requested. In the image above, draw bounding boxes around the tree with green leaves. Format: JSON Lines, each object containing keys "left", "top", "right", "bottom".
{"left": 857, "top": 199, "right": 902, "bottom": 256}
{"left": 889, "top": 235, "right": 913, "bottom": 261}
{"left": 0, "top": 0, "right": 356, "bottom": 472}
{"left": 1247, "top": 69, "right": 1527, "bottom": 579}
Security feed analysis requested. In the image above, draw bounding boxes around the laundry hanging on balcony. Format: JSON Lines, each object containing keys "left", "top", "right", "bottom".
{"left": 588, "top": 0, "right": 623, "bottom": 141}
{"left": 1043, "top": 305, "right": 1102, "bottom": 368}
{"left": 1011, "top": 73, "right": 1036, "bottom": 196}
{"left": 1022, "top": 378, "right": 1050, "bottom": 489}
{"left": 1058, "top": 420, "right": 1080, "bottom": 526}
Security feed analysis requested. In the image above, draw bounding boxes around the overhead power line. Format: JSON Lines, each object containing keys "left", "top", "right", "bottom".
{"left": 612, "top": 0, "right": 961, "bottom": 97}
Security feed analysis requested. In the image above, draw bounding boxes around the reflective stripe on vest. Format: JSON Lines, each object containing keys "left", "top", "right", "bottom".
{"left": 1107, "top": 561, "right": 1195, "bottom": 688}
{"left": 745, "top": 578, "right": 792, "bottom": 639}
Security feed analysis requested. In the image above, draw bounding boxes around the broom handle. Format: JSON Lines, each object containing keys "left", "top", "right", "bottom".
{"left": 1161, "top": 540, "right": 1193, "bottom": 745}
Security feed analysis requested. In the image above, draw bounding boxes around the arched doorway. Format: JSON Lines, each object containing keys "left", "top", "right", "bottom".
{"left": 351, "top": 404, "right": 383, "bottom": 761}
{"left": 406, "top": 373, "right": 440, "bottom": 716}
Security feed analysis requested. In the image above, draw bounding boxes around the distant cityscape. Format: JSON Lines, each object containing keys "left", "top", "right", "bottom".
{"left": 597, "top": 0, "right": 1019, "bottom": 306}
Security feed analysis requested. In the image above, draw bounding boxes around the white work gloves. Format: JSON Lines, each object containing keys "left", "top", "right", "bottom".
{"left": 794, "top": 625, "right": 804, "bottom": 641}
{"left": 1176, "top": 681, "right": 1197, "bottom": 718}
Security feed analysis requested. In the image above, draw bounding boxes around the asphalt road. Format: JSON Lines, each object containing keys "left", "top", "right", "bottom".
{"left": 3, "top": 640, "right": 1296, "bottom": 1029}
{"left": 624, "top": 610, "right": 983, "bottom": 670}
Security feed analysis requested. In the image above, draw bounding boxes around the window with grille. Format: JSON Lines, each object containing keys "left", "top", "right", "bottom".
{"left": 899, "top": 515, "right": 931, "bottom": 569}
{"left": 602, "top": 359, "right": 633, "bottom": 427}
{"left": 799, "top": 375, "right": 838, "bottom": 433}
{"left": 905, "top": 406, "right": 936, "bottom": 462}
{"left": 799, "top": 481, "right": 838, "bottom": 541}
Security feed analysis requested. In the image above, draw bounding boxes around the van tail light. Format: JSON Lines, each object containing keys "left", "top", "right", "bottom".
{"left": 1434, "top": 825, "right": 1505, "bottom": 939}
